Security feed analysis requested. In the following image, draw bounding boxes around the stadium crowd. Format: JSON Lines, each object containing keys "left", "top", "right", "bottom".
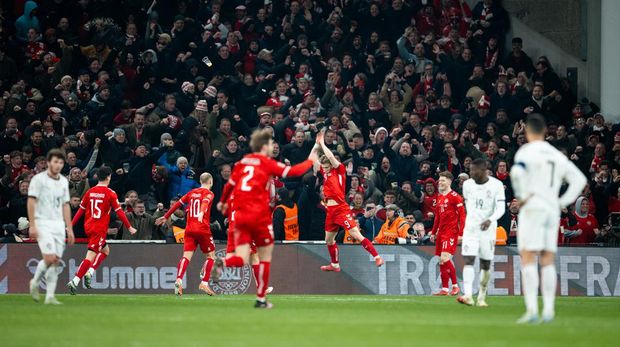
{"left": 1, "top": 0, "right": 619, "bottom": 246}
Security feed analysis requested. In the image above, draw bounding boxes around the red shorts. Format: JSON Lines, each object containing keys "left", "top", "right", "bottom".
{"left": 325, "top": 203, "right": 358, "bottom": 233}
{"left": 435, "top": 234, "right": 458, "bottom": 256}
{"left": 233, "top": 209, "right": 274, "bottom": 248}
{"left": 87, "top": 231, "right": 107, "bottom": 252}
{"left": 226, "top": 216, "right": 256, "bottom": 254}
{"left": 184, "top": 231, "right": 215, "bottom": 253}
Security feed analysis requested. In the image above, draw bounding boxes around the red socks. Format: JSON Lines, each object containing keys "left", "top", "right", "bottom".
{"left": 361, "top": 238, "right": 379, "bottom": 257}
{"left": 91, "top": 252, "right": 107, "bottom": 270}
{"left": 439, "top": 263, "right": 450, "bottom": 289}
{"left": 256, "top": 261, "right": 271, "bottom": 299}
{"left": 252, "top": 264, "right": 260, "bottom": 286}
{"left": 224, "top": 255, "right": 244, "bottom": 267}
{"left": 75, "top": 259, "right": 92, "bottom": 279}
{"left": 327, "top": 243, "right": 339, "bottom": 264}
{"left": 201, "top": 258, "right": 215, "bottom": 282}
{"left": 446, "top": 260, "right": 458, "bottom": 286}
{"left": 176, "top": 257, "right": 189, "bottom": 280}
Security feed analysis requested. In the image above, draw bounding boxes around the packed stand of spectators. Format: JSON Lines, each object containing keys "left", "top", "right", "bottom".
{"left": 1, "top": 0, "right": 619, "bottom": 246}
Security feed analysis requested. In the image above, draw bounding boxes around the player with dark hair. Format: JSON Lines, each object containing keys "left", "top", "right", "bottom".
{"left": 68, "top": 166, "right": 136, "bottom": 294}
{"left": 511, "top": 113, "right": 586, "bottom": 323}
{"left": 430, "top": 171, "right": 466, "bottom": 296}
{"left": 457, "top": 158, "right": 505, "bottom": 307}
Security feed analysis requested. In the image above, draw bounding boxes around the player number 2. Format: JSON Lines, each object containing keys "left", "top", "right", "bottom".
{"left": 90, "top": 199, "right": 103, "bottom": 219}
{"left": 241, "top": 166, "right": 255, "bottom": 192}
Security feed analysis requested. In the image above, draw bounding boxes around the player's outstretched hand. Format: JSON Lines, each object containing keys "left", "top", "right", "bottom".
{"left": 129, "top": 227, "right": 137, "bottom": 235}
{"left": 429, "top": 234, "right": 435, "bottom": 243}
{"left": 66, "top": 229, "right": 75, "bottom": 245}
{"left": 155, "top": 217, "right": 166, "bottom": 226}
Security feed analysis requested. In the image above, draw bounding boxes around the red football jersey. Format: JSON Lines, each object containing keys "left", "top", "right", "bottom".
{"left": 422, "top": 192, "right": 438, "bottom": 219}
{"left": 230, "top": 153, "right": 289, "bottom": 214}
{"left": 431, "top": 190, "right": 466, "bottom": 237}
{"left": 179, "top": 187, "right": 214, "bottom": 233}
{"left": 79, "top": 185, "right": 122, "bottom": 233}
{"left": 319, "top": 163, "right": 347, "bottom": 204}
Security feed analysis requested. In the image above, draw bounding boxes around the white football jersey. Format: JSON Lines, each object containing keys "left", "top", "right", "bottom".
{"left": 510, "top": 140, "right": 586, "bottom": 211}
{"left": 463, "top": 177, "right": 505, "bottom": 226}
{"left": 28, "top": 171, "right": 70, "bottom": 222}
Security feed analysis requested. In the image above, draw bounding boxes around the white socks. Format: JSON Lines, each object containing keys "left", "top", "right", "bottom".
{"left": 541, "top": 265, "right": 557, "bottom": 318}
{"left": 71, "top": 276, "right": 80, "bottom": 286}
{"left": 521, "top": 264, "right": 539, "bottom": 315}
{"left": 45, "top": 265, "right": 59, "bottom": 300}
{"left": 462, "top": 265, "right": 475, "bottom": 297}
{"left": 479, "top": 269, "right": 491, "bottom": 299}
{"left": 33, "top": 260, "right": 48, "bottom": 283}
{"left": 87, "top": 268, "right": 95, "bottom": 277}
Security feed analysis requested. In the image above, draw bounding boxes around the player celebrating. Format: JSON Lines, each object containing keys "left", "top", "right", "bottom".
{"left": 220, "top": 128, "right": 317, "bottom": 308}
{"left": 156, "top": 173, "right": 218, "bottom": 296}
{"left": 28, "top": 149, "right": 75, "bottom": 304}
{"left": 430, "top": 171, "right": 466, "bottom": 296}
{"left": 510, "top": 114, "right": 586, "bottom": 324}
{"left": 457, "top": 159, "right": 505, "bottom": 307}
{"left": 316, "top": 133, "right": 383, "bottom": 272}
{"left": 218, "top": 182, "right": 273, "bottom": 294}
{"left": 68, "top": 166, "right": 137, "bottom": 294}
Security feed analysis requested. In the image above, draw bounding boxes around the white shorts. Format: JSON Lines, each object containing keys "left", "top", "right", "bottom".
{"left": 517, "top": 208, "right": 560, "bottom": 253}
{"left": 36, "top": 220, "right": 66, "bottom": 258}
{"left": 461, "top": 224, "right": 496, "bottom": 260}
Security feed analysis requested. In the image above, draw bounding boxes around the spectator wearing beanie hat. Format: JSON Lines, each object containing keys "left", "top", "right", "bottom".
{"left": 174, "top": 81, "right": 196, "bottom": 116}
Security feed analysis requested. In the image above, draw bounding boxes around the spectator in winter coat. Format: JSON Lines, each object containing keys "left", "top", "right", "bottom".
{"left": 161, "top": 156, "right": 199, "bottom": 201}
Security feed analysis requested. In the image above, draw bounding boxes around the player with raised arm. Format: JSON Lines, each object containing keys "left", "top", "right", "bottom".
{"left": 510, "top": 114, "right": 586, "bottom": 324}
{"left": 430, "top": 171, "right": 466, "bottom": 296}
{"left": 67, "top": 166, "right": 137, "bottom": 294}
{"left": 457, "top": 159, "right": 505, "bottom": 307}
{"left": 218, "top": 128, "right": 317, "bottom": 308}
{"left": 156, "top": 173, "right": 218, "bottom": 296}
{"left": 316, "top": 132, "right": 383, "bottom": 272}
{"left": 28, "top": 149, "right": 75, "bottom": 304}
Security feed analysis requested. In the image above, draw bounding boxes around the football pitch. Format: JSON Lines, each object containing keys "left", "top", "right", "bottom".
{"left": 2, "top": 295, "right": 619, "bottom": 347}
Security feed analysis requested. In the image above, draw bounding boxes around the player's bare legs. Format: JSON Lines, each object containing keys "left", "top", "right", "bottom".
{"left": 321, "top": 231, "right": 340, "bottom": 272}
{"left": 255, "top": 244, "right": 274, "bottom": 309}
{"left": 198, "top": 251, "right": 217, "bottom": 296}
{"left": 435, "top": 252, "right": 459, "bottom": 295}
{"left": 30, "top": 254, "right": 60, "bottom": 303}
{"left": 539, "top": 250, "right": 556, "bottom": 322}
{"left": 175, "top": 251, "right": 195, "bottom": 296}
{"left": 518, "top": 250, "right": 540, "bottom": 324}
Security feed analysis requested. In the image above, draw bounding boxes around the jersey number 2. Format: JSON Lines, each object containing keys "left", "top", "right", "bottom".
{"left": 241, "top": 166, "right": 255, "bottom": 192}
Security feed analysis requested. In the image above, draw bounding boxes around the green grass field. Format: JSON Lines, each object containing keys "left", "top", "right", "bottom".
{"left": 2, "top": 294, "right": 619, "bottom": 347}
